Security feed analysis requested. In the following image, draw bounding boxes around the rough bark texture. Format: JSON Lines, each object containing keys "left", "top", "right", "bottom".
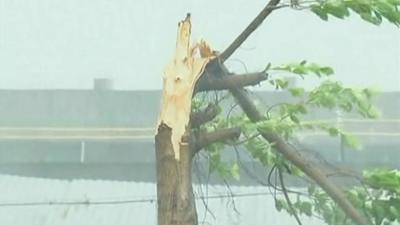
{"left": 194, "top": 127, "right": 241, "bottom": 153}
{"left": 156, "top": 1, "right": 372, "bottom": 224}
{"left": 155, "top": 124, "right": 197, "bottom": 225}
{"left": 195, "top": 71, "right": 268, "bottom": 92}
{"left": 190, "top": 104, "right": 219, "bottom": 128}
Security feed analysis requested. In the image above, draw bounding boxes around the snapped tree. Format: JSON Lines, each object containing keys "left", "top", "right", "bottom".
{"left": 155, "top": 1, "right": 400, "bottom": 225}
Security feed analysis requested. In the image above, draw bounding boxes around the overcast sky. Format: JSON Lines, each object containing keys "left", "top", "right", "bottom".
{"left": 0, "top": 0, "right": 399, "bottom": 91}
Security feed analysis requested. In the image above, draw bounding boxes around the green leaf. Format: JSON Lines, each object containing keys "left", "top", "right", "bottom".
{"left": 325, "top": 2, "right": 350, "bottom": 19}
{"left": 290, "top": 114, "right": 300, "bottom": 124}
{"left": 289, "top": 87, "right": 305, "bottom": 97}
{"left": 245, "top": 137, "right": 275, "bottom": 166}
{"left": 275, "top": 199, "right": 285, "bottom": 211}
{"left": 389, "top": 206, "right": 398, "bottom": 220}
{"left": 292, "top": 66, "right": 308, "bottom": 75}
{"left": 308, "top": 184, "right": 316, "bottom": 195}
{"left": 275, "top": 78, "right": 289, "bottom": 89}
{"left": 361, "top": 12, "right": 383, "bottom": 25}
{"left": 319, "top": 66, "right": 334, "bottom": 76}
{"left": 341, "top": 133, "right": 361, "bottom": 150}
{"left": 309, "top": 0, "right": 400, "bottom": 27}
{"left": 373, "top": 10, "right": 384, "bottom": 24}
{"left": 364, "top": 169, "right": 400, "bottom": 194}
{"left": 300, "top": 202, "right": 313, "bottom": 216}
{"left": 311, "top": 5, "right": 329, "bottom": 20}
{"left": 372, "top": 200, "right": 387, "bottom": 225}
{"left": 272, "top": 61, "right": 334, "bottom": 78}
{"left": 328, "top": 127, "right": 340, "bottom": 136}
{"left": 231, "top": 162, "right": 240, "bottom": 180}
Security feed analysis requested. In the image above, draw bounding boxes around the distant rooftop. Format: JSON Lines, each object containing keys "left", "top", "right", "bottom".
{"left": 0, "top": 89, "right": 399, "bottom": 128}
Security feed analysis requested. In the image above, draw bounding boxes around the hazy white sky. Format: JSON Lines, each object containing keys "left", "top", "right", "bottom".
{"left": 0, "top": 0, "right": 399, "bottom": 90}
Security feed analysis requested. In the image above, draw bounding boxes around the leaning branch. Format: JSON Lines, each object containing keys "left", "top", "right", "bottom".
{"left": 225, "top": 72, "right": 371, "bottom": 225}
{"left": 195, "top": 71, "right": 268, "bottom": 92}
{"left": 223, "top": 73, "right": 371, "bottom": 225}
{"left": 202, "top": 1, "right": 372, "bottom": 223}
{"left": 219, "top": 0, "right": 281, "bottom": 62}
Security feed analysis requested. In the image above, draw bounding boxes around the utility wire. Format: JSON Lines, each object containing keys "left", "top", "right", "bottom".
{"left": 0, "top": 191, "right": 280, "bottom": 207}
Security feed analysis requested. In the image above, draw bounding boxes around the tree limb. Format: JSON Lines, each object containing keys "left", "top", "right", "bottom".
{"left": 195, "top": 71, "right": 268, "bottom": 92}
{"left": 190, "top": 104, "right": 220, "bottom": 128}
{"left": 206, "top": 5, "right": 372, "bottom": 218}
{"left": 194, "top": 127, "right": 241, "bottom": 154}
{"left": 219, "top": 0, "right": 281, "bottom": 62}
{"left": 231, "top": 87, "right": 370, "bottom": 225}
{"left": 204, "top": 63, "right": 371, "bottom": 225}
{"left": 237, "top": 95, "right": 371, "bottom": 225}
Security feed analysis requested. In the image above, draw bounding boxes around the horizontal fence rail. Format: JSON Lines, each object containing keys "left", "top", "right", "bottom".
{"left": 0, "top": 120, "right": 399, "bottom": 140}
{"left": 0, "top": 128, "right": 154, "bottom": 140}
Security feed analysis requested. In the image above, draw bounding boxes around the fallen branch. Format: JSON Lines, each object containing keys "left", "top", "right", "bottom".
{"left": 229, "top": 82, "right": 371, "bottom": 225}
{"left": 195, "top": 71, "right": 268, "bottom": 92}
{"left": 206, "top": 1, "right": 372, "bottom": 223}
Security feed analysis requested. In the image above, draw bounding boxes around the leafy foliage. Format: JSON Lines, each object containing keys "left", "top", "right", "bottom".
{"left": 192, "top": 57, "right": 386, "bottom": 223}
{"left": 277, "top": 169, "right": 400, "bottom": 225}
{"left": 364, "top": 169, "right": 400, "bottom": 194}
{"left": 205, "top": 142, "right": 241, "bottom": 180}
{"left": 191, "top": 2, "right": 395, "bottom": 221}
{"left": 271, "top": 61, "right": 334, "bottom": 78}
{"left": 309, "top": 0, "right": 400, "bottom": 26}
{"left": 196, "top": 64, "right": 380, "bottom": 179}
{"left": 307, "top": 81, "right": 380, "bottom": 118}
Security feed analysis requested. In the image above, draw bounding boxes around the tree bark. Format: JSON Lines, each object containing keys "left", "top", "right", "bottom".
{"left": 195, "top": 71, "right": 268, "bottom": 92}
{"left": 156, "top": 124, "right": 197, "bottom": 225}
{"left": 156, "top": 1, "right": 372, "bottom": 224}
{"left": 155, "top": 14, "right": 215, "bottom": 225}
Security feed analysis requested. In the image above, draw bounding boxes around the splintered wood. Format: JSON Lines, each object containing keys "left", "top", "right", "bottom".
{"left": 157, "top": 15, "right": 215, "bottom": 160}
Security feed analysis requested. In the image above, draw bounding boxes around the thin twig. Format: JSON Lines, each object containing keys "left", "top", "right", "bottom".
{"left": 193, "top": 155, "right": 216, "bottom": 221}
{"left": 278, "top": 168, "right": 303, "bottom": 225}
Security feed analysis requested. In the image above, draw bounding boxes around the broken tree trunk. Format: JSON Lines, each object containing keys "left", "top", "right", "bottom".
{"left": 155, "top": 2, "right": 372, "bottom": 224}
{"left": 155, "top": 14, "right": 214, "bottom": 225}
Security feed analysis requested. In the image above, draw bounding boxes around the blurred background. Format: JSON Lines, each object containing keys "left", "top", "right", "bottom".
{"left": 0, "top": 1, "right": 399, "bottom": 225}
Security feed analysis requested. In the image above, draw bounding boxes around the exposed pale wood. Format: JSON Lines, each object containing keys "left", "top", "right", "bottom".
{"left": 157, "top": 14, "right": 215, "bottom": 160}
{"left": 155, "top": 15, "right": 215, "bottom": 225}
